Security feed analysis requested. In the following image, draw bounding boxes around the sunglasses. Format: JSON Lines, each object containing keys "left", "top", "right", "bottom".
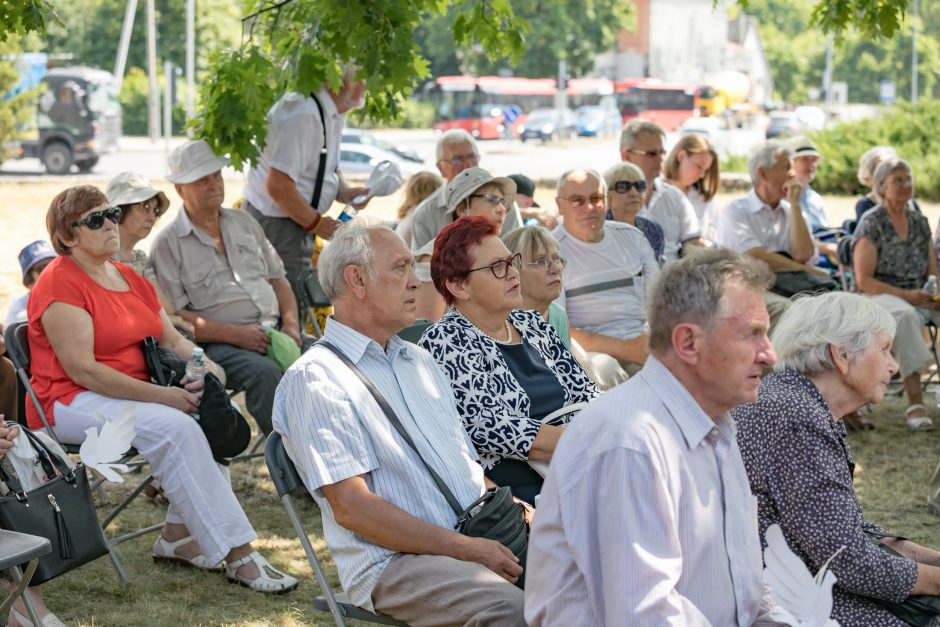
{"left": 610, "top": 180, "right": 647, "bottom": 194}
{"left": 468, "top": 252, "right": 522, "bottom": 279}
{"left": 72, "top": 206, "right": 122, "bottom": 230}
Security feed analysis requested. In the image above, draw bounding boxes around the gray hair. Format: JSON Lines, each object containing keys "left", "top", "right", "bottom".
{"left": 647, "top": 247, "right": 774, "bottom": 352}
{"left": 857, "top": 145, "right": 897, "bottom": 186}
{"left": 436, "top": 129, "right": 478, "bottom": 161}
{"left": 555, "top": 168, "right": 606, "bottom": 196}
{"left": 502, "top": 225, "right": 559, "bottom": 261}
{"left": 318, "top": 221, "right": 393, "bottom": 300}
{"left": 748, "top": 140, "right": 793, "bottom": 185}
{"left": 619, "top": 119, "right": 665, "bottom": 154}
{"left": 603, "top": 161, "right": 645, "bottom": 187}
{"left": 772, "top": 292, "right": 896, "bottom": 375}
{"left": 872, "top": 157, "right": 913, "bottom": 203}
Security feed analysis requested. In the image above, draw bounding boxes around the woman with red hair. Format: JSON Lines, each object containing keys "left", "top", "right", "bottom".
{"left": 419, "top": 216, "right": 597, "bottom": 503}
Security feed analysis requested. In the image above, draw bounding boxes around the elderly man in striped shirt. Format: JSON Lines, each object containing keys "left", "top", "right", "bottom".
{"left": 526, "top": 248, "right": 783, "bottom": 626}
{"left": 273, "top": 222, "right": 526, "bottom": 626}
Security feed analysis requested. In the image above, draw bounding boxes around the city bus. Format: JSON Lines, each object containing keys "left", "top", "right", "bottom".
{"left": 613, "top": 78, "right": 696, "bottom": 131}
{"left": 423, "top": 76, "right": 558, "bottom": 139}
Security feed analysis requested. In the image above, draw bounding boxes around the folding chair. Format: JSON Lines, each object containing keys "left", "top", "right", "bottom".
{"left": 264, "top": 432, "right": 407, "bottom": 627}
{"left": 396, "top": 319, "right": 432, "bottom": 345}
{"left": 3, "top": 322, "right": 163, "bottom": 584}
{"left": 297, "top": 268, "right": 331, "bottom": 339}
{"left": 0, "top": 530, "right": 50, "bottom": 623}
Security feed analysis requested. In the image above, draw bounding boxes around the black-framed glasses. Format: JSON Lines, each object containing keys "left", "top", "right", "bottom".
{"left": 468, "top": 252, "right": 522, "bottom": 279}
{"left": 525, "top": 256, "right": 567, "bottom": 271}
{"left": 469, "top": 193, "right": 508, "bottom": 207}
{"left": 610, "top": 180, "right": 647, "bottom": 194}
{"left": 628, "top": 148, "right": 666, "bottom": 158}
{"left": 72, "top": 206, "right": 122, "bottom": 230}
{"left": 439, "top": 153, "right": 479, "bottom": 168}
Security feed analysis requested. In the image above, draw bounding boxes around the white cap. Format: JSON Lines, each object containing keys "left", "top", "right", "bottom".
{"left": 166, "top": 140, "right": 230, "bottom": 184}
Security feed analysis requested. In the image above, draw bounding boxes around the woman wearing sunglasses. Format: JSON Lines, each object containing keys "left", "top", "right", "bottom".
{"left": 603, "top": 162, "right": 665, "bottom": 264}
{"left": 106, "top": 172, "right": 194, "bottom": 338}
{"left": 419, "top": 216, "right": 598, "bottom": 503}
{"left": 25, "top": 186, "right": 298, "bottom": 594}
{"left": 662, "top": 134, "right": 720, "bottom": 243}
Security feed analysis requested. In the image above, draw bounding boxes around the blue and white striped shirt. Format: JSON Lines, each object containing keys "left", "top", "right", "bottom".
{"left": 272, "top": 318, "right": 486, "bottom": 611}
{"left": 525, "top": 356, "right": 777, "bottom": 626}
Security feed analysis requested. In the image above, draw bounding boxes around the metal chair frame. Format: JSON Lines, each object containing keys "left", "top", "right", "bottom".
{"left": 0, "top": 530, "right": 50, "bottom": 623}
{"left": 264, "top": 432, "right": 407, "bottom": 627}
{"left": 296, "top": 269, "right": 331, "bottom": 339}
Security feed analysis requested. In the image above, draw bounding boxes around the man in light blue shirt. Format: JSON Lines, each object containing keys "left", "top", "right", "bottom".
{"left": 526, "top": 248, "right": 783, "bottom": 626}
{"left": 273, "top": 223, "right": 525, "bottom": 625}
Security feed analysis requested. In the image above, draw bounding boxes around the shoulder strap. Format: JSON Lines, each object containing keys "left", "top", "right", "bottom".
{"left": 317, "top": 341, "right": 464, "bottom": 515}
{"left": 308, "top": 92, "right": 329, "bottom": 211}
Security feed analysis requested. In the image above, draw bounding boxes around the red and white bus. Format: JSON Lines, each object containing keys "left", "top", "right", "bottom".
{"left": 613, "top": 78, "right": 696, "bottom": 131}
{"left": 423, "top": 76, "right": 557, "bottom": 139}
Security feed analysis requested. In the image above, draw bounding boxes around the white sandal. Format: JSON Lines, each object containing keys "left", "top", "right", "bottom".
{"left": 224, "top": 551, "right": 298, "bottom": 594}
{"left": 906, "top": 404, "right": 935, "bottom": 431}
{"left": 152, "top": 535, "right": 222, "bottom": 571}
{"left": 9, "top": 607, "right": 66, "bottom": 627}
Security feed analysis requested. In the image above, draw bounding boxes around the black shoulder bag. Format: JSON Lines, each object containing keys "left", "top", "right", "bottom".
{"left": 317, "top": 341, "right": 529, "bottom": 588}
{"left": 0, "top": 424, "right": 109, "bottom": 584}
{"left": 141, "top": 337, "right": 251, "bottom": 464}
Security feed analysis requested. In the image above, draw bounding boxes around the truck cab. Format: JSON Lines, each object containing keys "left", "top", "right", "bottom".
{"left": 18, "top": 67, "right": 122, "bottom": 174}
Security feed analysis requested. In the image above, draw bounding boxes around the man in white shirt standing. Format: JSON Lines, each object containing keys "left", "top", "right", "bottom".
{"left": 243, "top": 65, "right": 369, "bottom": 299}
{"left": 620, "top": 120, "right": 704, "bottom": 263}
{"left": 526, "top": 247, "right": 781, "bottom": 626}
{"left": 552, "top": 168, "right": 660, "bottom": 372}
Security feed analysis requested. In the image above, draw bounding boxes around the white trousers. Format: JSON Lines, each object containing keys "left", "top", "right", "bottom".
{"left": 53, "top": 392, "right": 256, "bottom": 565}
{"left": 867, "top": 294, "right": 939, "bottom": 378}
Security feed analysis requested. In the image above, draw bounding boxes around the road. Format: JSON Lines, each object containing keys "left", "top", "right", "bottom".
{"left": 0, "top": 126, "right": 765, "bottom": 184}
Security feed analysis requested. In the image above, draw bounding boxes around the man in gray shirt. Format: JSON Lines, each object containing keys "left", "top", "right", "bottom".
{"left": 151, "top": 140, "right": 300, "bottom": 435}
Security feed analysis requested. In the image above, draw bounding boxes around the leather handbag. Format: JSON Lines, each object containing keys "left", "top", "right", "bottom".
{"left": 317, "top": 341, "right": 529, "bottom": 588}
{"left": 0, "top": 425, "right": 109, "bottom": 585}
{"left": 867, "top": 533, "right": 940, "bottom": 626}
{"left": 771, "top": 270, "right": 838, "bottom": 298}
{"left": 141, "top": 337, "right": 251, "bottom": 463}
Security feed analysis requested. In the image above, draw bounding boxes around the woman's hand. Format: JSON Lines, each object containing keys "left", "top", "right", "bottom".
{"left": 0, "top": 421, "right": 18, "bottom": 458}
{"left": 169, "top": 314, "right": 195, "bottom": 338}
{"left": 159, "top": 386, "right": 202, "bottom": 414}
{"left": 905, "top": 289, "right": 935, "bottom": 308}
{"left": 178, "top": 373, "right": 205, "bottom": 394}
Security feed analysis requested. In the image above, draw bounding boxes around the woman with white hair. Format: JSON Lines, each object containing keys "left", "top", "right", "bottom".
{"left": 733, "top": 292, "right": 940, "bottom": 626}
{"left": 853, "top": 157, "right": 939, "bottom": 430}
{"left": 853, "top": 146, "right": 925, "bottom": 222}
{"left": 602, "top": 162, "right": 665, "bottom": 263}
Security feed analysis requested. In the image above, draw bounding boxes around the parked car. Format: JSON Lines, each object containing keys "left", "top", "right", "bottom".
{"left": 678, "top": 116, "right": 729, "bottom": 154}
{"left": 518, "top": 108, "right": 578, "bottom": 143}
{"left": 575, "top": 105, "right": 622, "bottom": 137}
{"left": 765, "top": 111, "right": 802, "bottom": 139}
{"left": 338, "top": 143, "right": 426, "bottom": 177}
{"left": 341, "top": 128, "right": 424, "bottom": 163}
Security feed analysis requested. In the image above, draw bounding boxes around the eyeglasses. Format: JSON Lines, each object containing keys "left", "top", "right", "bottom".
{"left": 560, "top": 194, "right": 606, "bottom": 209}
{"left": 628, "top": 148, "right": 666, "bottom": 158}
{"left": 72, "top": 207, "right": 122, "bottom": 230}
{"left": 468, "top": 252, "right": 522, "bottom": 279}
{"left": 469, "top": 193, "right": 508, "bottom": 208}
{"left": 439, "top": 153, "right": 479, "bottom": 168}
{"left": 609, "top": 180, "right": 647, "bottom": 194}
{"left": 134, "top": 197, "right": 165, "bottom": 217}
{"left": 525, "top": 256, "right": 567, "bottom": 271}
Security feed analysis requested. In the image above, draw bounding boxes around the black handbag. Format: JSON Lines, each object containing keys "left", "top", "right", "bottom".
{"left": 317, "top": 341, "right": 529, "bottom": 588}
{"left": 0, "top": 425, "right": 109, "bottom": 585}
{"left": 867, "top": 533, "right": 940, "bottom": 626}
{"left": 771, "top": 270, "right": 838, "bottom": 298}
{"left": 141, "top": 337, "right": 251, "bottom": 464}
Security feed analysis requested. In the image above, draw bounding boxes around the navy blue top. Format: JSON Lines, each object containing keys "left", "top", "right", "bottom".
{"left": 496, "top": 338, "right": 567, "bottom": 424}
{"left": 855, "top": 196, "right": 922, "bottom": 222}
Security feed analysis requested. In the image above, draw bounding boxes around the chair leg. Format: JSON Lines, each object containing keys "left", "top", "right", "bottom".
{"left": 107, "top": 546, "right": 130, "bottom": 586}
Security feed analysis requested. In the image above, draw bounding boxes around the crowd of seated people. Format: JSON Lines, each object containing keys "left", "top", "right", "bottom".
{"left": 9, "top": 111, "right": 940, "bottom": 627}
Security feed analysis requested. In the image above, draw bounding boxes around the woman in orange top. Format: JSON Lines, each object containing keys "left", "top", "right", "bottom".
{"left": 27, "top": 186, "right": 297, "bottom": 594}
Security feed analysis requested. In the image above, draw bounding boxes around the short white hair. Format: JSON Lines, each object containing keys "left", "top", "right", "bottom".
{"left": 555, "top": 168, "right": 605, "bottom": 196}
{"left": 436, "top": 129, "right": 478, "bottom": 161}
{"left": 318, "top": 221, "right": 394, "bottom": 300}
{"left": 857, "top": 145, "right": 897, "bottom": 186}
{"left": 748, "top": 140, "right": 793, "bottom": 185}
{"left": 603, "top": 162, "right": 645, "bottom": 187}
{"left": 772, "top": 292, "right": 896, "bottom": 375}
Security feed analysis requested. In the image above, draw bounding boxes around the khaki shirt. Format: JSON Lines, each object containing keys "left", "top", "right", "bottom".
{"left": 151, "top": 207, "right": 285, "bottom": 326}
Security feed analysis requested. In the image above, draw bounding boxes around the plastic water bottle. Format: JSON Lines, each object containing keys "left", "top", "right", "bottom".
{"left": 925, "top": 275, "right": 938, "bottom": 297}
{"left": 337, "top": 206, "right": 357, "bottom": 222}
{"left": 185, "top": 347, "right": 208, "bottom": 384}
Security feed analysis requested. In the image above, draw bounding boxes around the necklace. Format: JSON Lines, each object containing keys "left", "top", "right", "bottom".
{"left": 468, "top": 316, "right": 513, "bottom": 343}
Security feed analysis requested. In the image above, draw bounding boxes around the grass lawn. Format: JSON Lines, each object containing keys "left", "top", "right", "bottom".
{"left": 27, "top": 385, "right": 940, "bottom": 626}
